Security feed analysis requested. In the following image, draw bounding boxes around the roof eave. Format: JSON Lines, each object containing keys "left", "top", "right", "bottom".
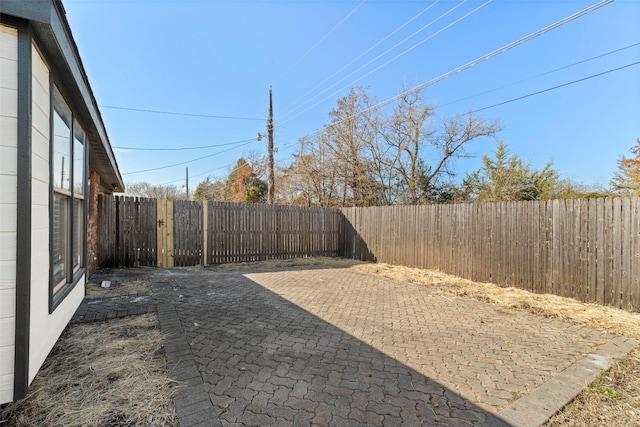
{"left": 1, "top": 0, "right": 125, "bottom": 192}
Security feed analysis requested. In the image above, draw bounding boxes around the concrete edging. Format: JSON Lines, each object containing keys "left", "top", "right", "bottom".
{"left": 494, "top": 336, "right": 638, "bottom": 427}
{"left": 157, "top": 303, "right": 220, "bottom": 427}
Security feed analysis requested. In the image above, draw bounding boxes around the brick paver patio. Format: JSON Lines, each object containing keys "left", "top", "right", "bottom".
{"left": 74, "top": 266, "right": 635, "bottom": 426}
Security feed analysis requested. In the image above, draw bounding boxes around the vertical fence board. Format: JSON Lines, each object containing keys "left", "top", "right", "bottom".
{"left": 578, "top": 199, "right": 589, "bottom": 303}
{"left": 157, "top": 199, "right": 166, "bottom": 267}
{"left": 612, "top": 198, "right": 622, "bottom": 308}
{"left": 597, "top": 198, "right": 608, "bottom": 305}
{"left": 530, "top": 201, "right": 540, "bottom": 293}
{"left": 117, "top": 196, "right": 124, "bottom": 266}
{"left": 621, "top": 197, "right": 631, "bottom": 310}
{"left": 586, "top": 198, "right": 597, "bottom": 302}
{"left": 632, "top": 198, "right": 640, "bottom": 312}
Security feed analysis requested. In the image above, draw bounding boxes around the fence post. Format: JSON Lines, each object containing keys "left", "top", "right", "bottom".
{"left": 156, "top": 199, "right": 175, "bottom": 268}
{"left": 157, "top": 199, "right": 165, "bottom": 268}
{"left": 203, "top": 201, "right": 208, "bottom": 267}
{"left": 167, "top": 201, "right": 174, "bottom": 267}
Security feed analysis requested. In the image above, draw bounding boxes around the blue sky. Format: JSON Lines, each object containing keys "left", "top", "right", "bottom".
{"left": 62, "top": 0, "right": 639, "bottom": 191}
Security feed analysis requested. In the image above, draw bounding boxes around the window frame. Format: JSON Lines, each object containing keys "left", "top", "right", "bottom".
{"left": 49, "top": 84, "right": 88, "bottom": 312}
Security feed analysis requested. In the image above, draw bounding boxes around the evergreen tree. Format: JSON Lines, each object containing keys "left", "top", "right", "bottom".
{"left": 461, "top": 142, "right": 558, "bottom": 202}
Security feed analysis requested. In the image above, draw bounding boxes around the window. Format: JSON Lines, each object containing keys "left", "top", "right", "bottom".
{"left": 51, "top": 86, "right": 86, "bottom": 305}
{"left": 72, "top": 122, "right": 85, "bottom": 271}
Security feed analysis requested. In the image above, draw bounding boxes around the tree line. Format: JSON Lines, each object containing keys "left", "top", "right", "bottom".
{"left": 126, "top": 87, "right": 640, "bottom": 205}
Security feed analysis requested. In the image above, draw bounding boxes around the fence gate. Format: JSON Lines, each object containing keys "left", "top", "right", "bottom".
{"left": 156, "top": 199, "right": 204, "bottom": 267}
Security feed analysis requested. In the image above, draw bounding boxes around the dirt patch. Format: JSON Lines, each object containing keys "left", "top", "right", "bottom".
{"left": 86, "top": 278, "right": 151, "bottom": 297}
{"left": 0, "top": 314, "right": 178, "bottom": 427}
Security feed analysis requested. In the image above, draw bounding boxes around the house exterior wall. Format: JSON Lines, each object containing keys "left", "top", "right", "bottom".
{"left": 1, "top": 1, "right": 123, "bottom": 403}
{"left": 87, "top": 171, "right": 100, "bottom": 277}
{"left": 27, "top": 43, "right": 86, "bottom": 384}
{"left": 0, "top": 24, "right": 18, "bottom": 405}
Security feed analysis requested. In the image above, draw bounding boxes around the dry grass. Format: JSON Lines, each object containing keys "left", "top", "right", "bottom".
{"left": 230, "top": 258, "right": 640, "bottom": 425}
{"left": 208, "top": 256, "right": 363, "bottom": 272}
{"left": 3, "top": 257, "right": 638, "bottom": 426}
{"left": 545, "top": 346, "right": 640, "bottom": 426}
{"left": 0, "top": 314, "right": 178, "bottom": 427}
{"left": 210, "top": 257, "right": 638, "bottom": 340}
{"left": 343, "top": 261, "right": 640, "bottom": 427}
{"left": 349, "top": 262, "right": 640, "bottom": 340}
{"left": 86, "top": 279, "right": 151, "bottom": 297}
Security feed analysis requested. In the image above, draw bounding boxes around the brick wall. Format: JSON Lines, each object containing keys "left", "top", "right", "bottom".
{"left": 87, "top": 170, "right": 100, "bottom": 277}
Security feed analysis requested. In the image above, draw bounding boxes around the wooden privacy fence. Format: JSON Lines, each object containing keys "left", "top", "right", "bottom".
{"left": 97, "top": 195, "right": 639, "bottom": 312}
{"left": 97, "top": 196, "right": 341, "bottom": 268}
{"left": 342, "top": 197, "right": 640, "bottom": 311}
{"left": 205, "top": 202, "right": 341, "bottom": 265}
{"left": 97, "top": 195, "right": 157, "bottom": 267}
{"left": 170, "top": 200, "right": 203, "bottom": 267}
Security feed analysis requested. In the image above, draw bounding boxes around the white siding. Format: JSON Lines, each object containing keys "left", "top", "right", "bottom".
{"left": 0, "top": 24, "right": 17, "bottom": 405}
{"left": 28, "top": 44, "right": 85, "bottom": 384}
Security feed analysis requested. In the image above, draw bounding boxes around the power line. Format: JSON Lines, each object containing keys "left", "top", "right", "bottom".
{"left": 314, "top": 0, "right": 615, "bottom": 133}
{"left": 159, "top": 59, "right": 637, "bottom": 186}
{"left": 466, "top": 61, "right": 640, "bottom": 115}
{"left": 273, "top": 0, "right": 617, "bottom": 156}
{"left": 439, "top": 41, "right": 640, "bottom": 109}
{"left": 282, "top": 0, "right": 441, "bottom": 114}
{"left": 158, "top": 122, "right": 288, "bottom": 186}
{"left": 160, "top": 155, "right": 259, "bottom": 186}
{"left": 113, "top": 138, "right": 255, "bottom": 151}
{"left": 276, "top": 58, "right": 637, "bottom": 162}
{"left": 100, "top": 105, "right": 265, "bottom": 121}
{"left": 160, "top": 161, "right": 236, "bottom": 186}
{"left": 276, "top": 0, "right": 368, "bottom": 81}
{"left": 283, "top": 0, "right": 475, "bottom": 120}
{"left": 123, "top": 139, "right": 255, "bottom": 175}
{"left": 160, "top": 124, "right": 289, "bottom": 186}
{"left": 156, "top": 0, "right": 616, "bottom": 185}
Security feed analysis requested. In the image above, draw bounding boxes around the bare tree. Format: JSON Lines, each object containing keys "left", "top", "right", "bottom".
{"left": 193, "top": 177, "right": 225, "bottom": 201}
{"left": 124, "top": 181, "right": 186, "bottom": 200}
{"left": 284, "top": 86, "right": 501, "bottom": 206}
{"left": 282, "top": 136, "right": 340, "bottom": 206}
{"left": 369, "top": 90, "right": 500, "bottom": 204}
{"left": 244, "top": 149, "right": 267, "bottom": 180}
{"left": 423, "top": 112, "right": 501, "bottom": 197}
{"left": 323, "top": 87, "right": 380, "bottom": 206}
{"left": 373, "top": 90, "right": 433, "bottom": 204}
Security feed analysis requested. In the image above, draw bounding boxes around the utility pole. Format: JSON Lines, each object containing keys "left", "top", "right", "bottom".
{"left": 267, "top": 86, "right": 275, "bottom": 204}
{"left": 185, "top": 167, "right": 189, "bottom": 200}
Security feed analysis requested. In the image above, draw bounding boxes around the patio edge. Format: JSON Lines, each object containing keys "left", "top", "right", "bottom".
{"left": 494, "top": 336, "right": 637, "bottom": 427}
{"left": 157, "top": 303, "right": 221, "bottom": 427}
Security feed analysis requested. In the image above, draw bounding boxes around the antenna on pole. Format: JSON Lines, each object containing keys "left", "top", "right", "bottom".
{"left": 267, "top": 86, "right": 275, "bottom": 204}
